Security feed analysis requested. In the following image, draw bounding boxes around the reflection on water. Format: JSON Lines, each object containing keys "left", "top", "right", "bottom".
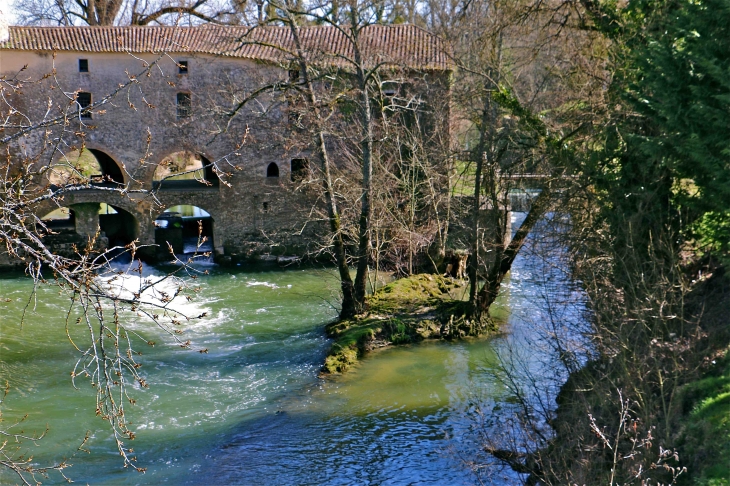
{"left": 0, "top": 213, "right": 584, "bottom": 485}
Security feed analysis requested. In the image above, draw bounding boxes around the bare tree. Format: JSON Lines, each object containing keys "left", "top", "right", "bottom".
{"left": 0, "top": 45, "right": 219, "bottom": 482}
{"left": 427, "top": 0, "right": 606, "bottom": 322}
{"left": 434, "top": 0, "right": 716, "bottom": 481}
{"left": 231, "top": 1, "right": 454, "bottom": 317}
{"left": 277, "top": 2, "right": 359, "bottom": 317}
{"left": 365, "top": 70, "right": 454, "bottom": 277}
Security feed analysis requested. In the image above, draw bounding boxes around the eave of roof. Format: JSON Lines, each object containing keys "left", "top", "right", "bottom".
{"left": 1, "top": 24, "right": 454, "bottom": 71}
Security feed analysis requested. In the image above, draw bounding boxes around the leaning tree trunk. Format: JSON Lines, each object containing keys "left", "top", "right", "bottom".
{"left": 473, "top": 185, "right": 552, "bottom": 318}
{"left": 285, "top": 10, "right": 356, "bottom": 319}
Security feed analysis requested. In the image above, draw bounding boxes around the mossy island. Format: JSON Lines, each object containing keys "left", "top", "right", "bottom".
{"left": 322, "top": 274, "right": 503, "bottom": 374}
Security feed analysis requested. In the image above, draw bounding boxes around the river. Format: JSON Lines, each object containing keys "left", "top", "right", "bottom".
{"left": 0, "top": 214, "right": 584, "bottom": 485}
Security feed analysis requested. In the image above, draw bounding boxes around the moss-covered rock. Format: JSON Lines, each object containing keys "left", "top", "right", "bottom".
{"left": 321, "top": 274, "right": 499, "bottom": 374}
{"left": 322, "top": 345, "right": 359, "bottom": 374}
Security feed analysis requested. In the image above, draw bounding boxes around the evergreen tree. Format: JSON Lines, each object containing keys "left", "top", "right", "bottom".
{"left": 624, "top": 0, "right": 730, "bottom": 254}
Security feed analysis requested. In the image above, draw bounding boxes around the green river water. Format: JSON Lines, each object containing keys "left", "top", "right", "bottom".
{"left": 0, "top": 217, "right": 581, "bottom": 485}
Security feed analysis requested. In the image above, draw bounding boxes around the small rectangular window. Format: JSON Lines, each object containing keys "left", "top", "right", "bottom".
{"left": 77, "top": 92, "right": 92, "bottom": 119}
{"left": 176, "top": 92, "right": 191, "bottom": 118}
{"left": 289, "top": 69, "right": 300, "bottom": 83}
{"left": 291, "top": 158, "right": 309, "bottom": 182}
{"left": 79, "top": 59, "right": 89, "bottom": 73}
{"left": 178, "top": 60, "right": 188, "bottom": 74}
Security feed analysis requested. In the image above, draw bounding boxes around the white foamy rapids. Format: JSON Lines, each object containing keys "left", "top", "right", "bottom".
{"left": 246, "top": 280, "right": 279, "bottom": 289}
{"left": 94, "top": 268, "right": 219, "bottom": 331}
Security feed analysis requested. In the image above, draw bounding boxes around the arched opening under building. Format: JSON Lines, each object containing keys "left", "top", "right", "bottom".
{"left": 154, "top": 205, "right": 214, "bottom": 257}
{"left": 98, "top": 204, "right": 139, "bottom": 248}
{"left": 266, "top": 162, "right": 280, "bottom": 178}
{"left": 48, "top": 148, "right": 124, "bottom": 187}
{"left": 40, "top": 207, "right": 75, "bottom": 231}
{"left": 40, "top": 203, "right": 138, "bottom": 253}
{"left": 153, "top": 151, "right": 219, "bottom": 190}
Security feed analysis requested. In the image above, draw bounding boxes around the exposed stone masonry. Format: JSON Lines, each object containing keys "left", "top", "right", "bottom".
{"left": 0, "top": 25, "right": 452, "bottom": 264}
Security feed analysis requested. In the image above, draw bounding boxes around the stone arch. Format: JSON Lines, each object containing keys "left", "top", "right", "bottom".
{"left": 152, "top": 150, "right": 220, "bottom": 190}
{"left": 88, "top": 149, "right": 125, "bottom": 185}
{"left": 266, "top": 162, "right": 279, "bottom": 178}
{"left": 48, "top": 147, "right": 125, "bottom": 186}
{"left": 154, "top": 204, "right": 215, "bottom": 256}
{"left": 39, "top": 202, "right": 139, "bottom": 248}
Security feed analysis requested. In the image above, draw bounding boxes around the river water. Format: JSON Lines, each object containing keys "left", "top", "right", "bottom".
{"left": 0, "top": 215, "right": 583, "bottom": 485}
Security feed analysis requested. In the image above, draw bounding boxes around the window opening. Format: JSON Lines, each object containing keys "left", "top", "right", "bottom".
{"left": 49, "top": 148, "right": 124, "bottom": 186}
{"left": 263, "top": 202, "right": 269, "bottom": 212}
{"left": 266, "top": 162, "right": 280, "bottom": 178}
{"left": 382, "top": 81, "right": 399, "bottom": 97}
{"left": 77, "top": 92, "right": 92, "bottom": 119}
{"left": 291, "top": 158, "right": 309, "bottom": 182}
{"left": 165, "top": 205, "right": 210, "bottom": 218}
{"left": 288, "top": 69, "right": 300, "bottom": 83}
{"left": 41, "top": 207, "right": 74, "bottom": 223}
{"left": 41, "top": 207, "right": 75, "bottom": 231}
{"left": 79, "top": 59, "right": 89, "bottom": 72}
{"left": 98, "top": 203, "right": 118, "bottom": 215}
{"left": 49, "top": 149, "right": 97, "bottom": 185}
{"left": 177, "top": 92, "right": 191, "bottom": 118}
{"left": 178, "top": 60, "right": 188, "bottom": 74}
{"left": 42, "top": 207, "right": 72, "bottom": 221}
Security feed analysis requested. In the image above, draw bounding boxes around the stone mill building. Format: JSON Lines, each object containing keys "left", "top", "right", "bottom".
{"left": 0, "top": 24, "right": 452, "bottom": 263}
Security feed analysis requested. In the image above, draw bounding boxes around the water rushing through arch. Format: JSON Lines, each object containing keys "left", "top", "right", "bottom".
{"left": 0, "top": 214, "right": 584, "bottom": 485}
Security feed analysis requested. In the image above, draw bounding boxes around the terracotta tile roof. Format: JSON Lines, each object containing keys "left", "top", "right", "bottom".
{"left": 1, "top": 24, "right": 453, "bottom": 70}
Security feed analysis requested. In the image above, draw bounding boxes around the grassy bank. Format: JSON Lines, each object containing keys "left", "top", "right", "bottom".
{"left": 321, "top": 274, "right": 499, "bottom": 374}
{"left": 675, "top": 349, "right": 730, "bottom": 484}
{"left": 673, "top": 271, "right": 730, "bottom": 485}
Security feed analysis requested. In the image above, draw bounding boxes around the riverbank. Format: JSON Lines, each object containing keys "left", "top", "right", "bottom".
{"left": 671, "top": 270, "right": 730, "bottom": 484}
{"left": 536, "top": 268, "right": 730, "bottom": 484}
{"left": 322, "top": 274, "right": 499, "bottom": 374}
